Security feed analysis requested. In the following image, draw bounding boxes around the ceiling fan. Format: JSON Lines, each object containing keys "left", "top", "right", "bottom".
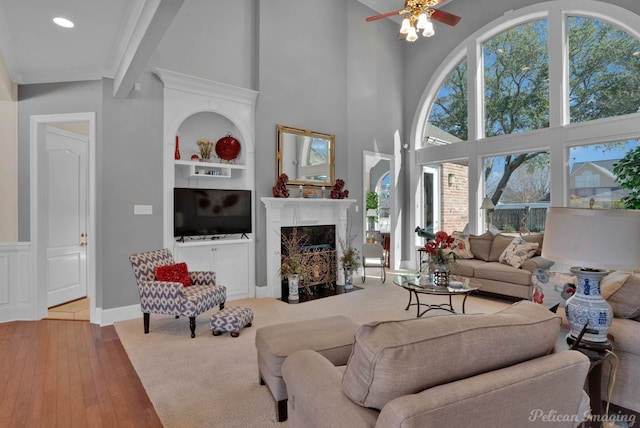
{"left": 366, "top": 0, "right": 461, "bottom": 42}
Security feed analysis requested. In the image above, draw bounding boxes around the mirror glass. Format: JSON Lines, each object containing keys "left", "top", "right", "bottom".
{"left": 363, "top": 151, "right": 394, "bottom": 270}
{"left": 277, "top": 124, "right": 335, "bottom": 186}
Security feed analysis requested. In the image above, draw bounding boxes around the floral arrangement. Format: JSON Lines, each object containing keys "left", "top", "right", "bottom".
{"left": 279, "top": 227, "right": 308, "bottom": 279}
{"left": 424, "top": 231, "right": 464, "bottom": 271}
{"left": 197, "top": 139, "right": 215, "bottom": 160}
{"left": 339, "top": 220, "right": 360, "bottom": 270}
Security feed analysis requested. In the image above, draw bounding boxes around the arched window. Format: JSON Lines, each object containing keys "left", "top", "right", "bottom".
{"left": 415, "top": 1, "right": 640, "bottom": 237}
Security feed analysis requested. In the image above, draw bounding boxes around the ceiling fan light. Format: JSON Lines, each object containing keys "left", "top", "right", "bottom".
{"left": 416, "top": 13, "right": 428, "bottom": 30}
{"left": 422, "top": 20, "right": 435, "bottom": 37}
{"left": 406, "top": 26, "right": 418, "bottom": 42}
{"left": 400, "top": 17, "right": 411, "bottom": 34}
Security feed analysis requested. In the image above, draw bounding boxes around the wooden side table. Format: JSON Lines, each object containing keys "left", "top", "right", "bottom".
{"left": 555, "top": 324, "right": 614, "bottom": 427}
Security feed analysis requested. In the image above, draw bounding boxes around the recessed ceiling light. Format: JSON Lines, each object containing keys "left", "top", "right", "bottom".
{"left": 53, "top": 17, "right": 74, "bottom": 28}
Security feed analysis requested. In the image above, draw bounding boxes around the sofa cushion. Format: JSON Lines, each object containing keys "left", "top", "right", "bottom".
{"left": 474, "top": 262, "right": 533, "bottom": 286}
{"left": 602, "top": 272, "right": 640, "bottom": 319}
{"left": 521, "top": 256, "right": 554, "bottom": 273}
{"left": 469, "top": 232, "right": 494, "bottom": 261}
{"left": 489, "top": 234, "right": 514, "bottom": 262}
{"left": 449, "top": 259, "right": 485, "bottom": 277}
{"left": 451, "top": 232, "right": 474, "bottom": 259}
{"left": 499, "top": 237, "right": 539, "bottom": 268}
{"left": 341, "top": 301, "right": 560, "bottom": 410}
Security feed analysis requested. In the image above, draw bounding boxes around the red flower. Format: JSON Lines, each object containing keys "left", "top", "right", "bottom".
{"left": 423, "top": 231, "right": 462, "bottom": 268}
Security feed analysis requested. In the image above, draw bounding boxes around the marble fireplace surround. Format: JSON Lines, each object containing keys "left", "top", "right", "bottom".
{"left": 260, "top": 197, "right": 356, "bottom": 299}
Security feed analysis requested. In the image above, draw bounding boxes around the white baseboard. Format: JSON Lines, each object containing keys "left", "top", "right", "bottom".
{"left": 96, "top": 304, "right": 141, "bottom": 326}
{"left": 255, "top": 285, "right": 270, "bottom": 299}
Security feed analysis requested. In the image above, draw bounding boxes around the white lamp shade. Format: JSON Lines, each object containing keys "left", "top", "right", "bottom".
{"left": 366, "top": 209, "right": 377, "bottom": 218}
{"left": 406, "top": 26, "right": 418, "bottom": 42}
{"left": 416, "top": 13, "right": 428, "bottom": 30}
{"left": 542, "top": 207, "right": 640, "bottom": 271}
{"left": 480, "top": 195, "right": 495, "bottom": 210}
{"left": 400, "top": 18, "right": 411, "bottom": 34}
{"left": 422, "top": 20, "right": 435, "bottom": 37}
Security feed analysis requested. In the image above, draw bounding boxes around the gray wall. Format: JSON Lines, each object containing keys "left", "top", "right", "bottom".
{"left": 17, "top": 0, "right": 404, "bottom": 310}
{"left": 20, "top": 0, "right": 640, "bottom": 310}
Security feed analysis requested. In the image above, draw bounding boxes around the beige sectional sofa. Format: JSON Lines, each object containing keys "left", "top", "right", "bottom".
{"left": 449, "top": 232, "right": 553, "bottom": 300}
{"left": 282, "top": 301, "right": 590, "bottom": 428}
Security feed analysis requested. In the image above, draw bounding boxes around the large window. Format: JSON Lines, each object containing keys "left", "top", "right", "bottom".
{"left": 415, "top": 1, "right": 640, "bottom": 237}
{"left": 483, "top": 20, "right": 549, "bottom": 136}
{"left": 424, "top": 60, "right": 467, "bottom": 147}
{"left": 568, "top": 17, "right": 640, "bottom": 123}
{"left": 569, "top": 140, "right": 640, "bottom": 208}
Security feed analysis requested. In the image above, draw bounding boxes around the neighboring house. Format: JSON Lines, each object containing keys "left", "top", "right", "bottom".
{"left": 569, "top": 159, "right": 628, "bottom": 206}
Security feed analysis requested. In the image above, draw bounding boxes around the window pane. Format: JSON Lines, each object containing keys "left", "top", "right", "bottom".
{"left": 484, "top": 151, "right": 550, "bottom": 233}
{"left": 424, "top": 60, "right": 468, "bottom": 147}
{"left": 569, "top": 140, "right": 640, "bottom": 208}
{"left": 568, "top": 17, "right": 640, "bottom": 123}
{"left": 483, "top": 20, "right": 549, "bottom": 137}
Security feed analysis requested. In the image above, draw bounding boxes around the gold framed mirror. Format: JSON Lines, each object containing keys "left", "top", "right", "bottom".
{"left": 277, "top": 124, "right": 335, "bottom": 187}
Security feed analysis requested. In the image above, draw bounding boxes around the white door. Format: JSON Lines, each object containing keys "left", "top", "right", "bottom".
{"left": 45, "top": 127, "right": 88, "bottom": 307}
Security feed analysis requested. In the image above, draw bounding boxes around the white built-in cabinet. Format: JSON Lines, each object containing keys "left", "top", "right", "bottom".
{"left": 173, "top": 240, "right": 250, "bottom": 298}
{"left": 155, "top": 68, "right": 258, "bottom": 300}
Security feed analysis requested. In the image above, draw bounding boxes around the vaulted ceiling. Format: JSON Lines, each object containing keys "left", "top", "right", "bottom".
{"left": 0, "top": 0, "right": 403, "bottom": 98}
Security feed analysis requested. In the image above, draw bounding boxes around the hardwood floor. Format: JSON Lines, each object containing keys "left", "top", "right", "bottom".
{"left": 0, "top": 319, "right": 162, "bottom": 428}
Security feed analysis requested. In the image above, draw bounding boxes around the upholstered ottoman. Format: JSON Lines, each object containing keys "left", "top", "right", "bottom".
{"left": 210, "top": 306, "right": 253, "bottom": 337}
{"left": 255, "top": 315, "right": 360, "bottom": 422}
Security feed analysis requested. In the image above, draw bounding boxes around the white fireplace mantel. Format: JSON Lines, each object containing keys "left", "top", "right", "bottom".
{"left": 260, "top": 197, "right": 356, "bottom": 299}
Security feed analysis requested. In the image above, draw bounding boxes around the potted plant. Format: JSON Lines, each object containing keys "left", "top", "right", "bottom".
{"left": 196, "top": 139, "right": 215, "bottom": 161}
{"left": 279, "top": 228, "right": 307, "bottom": 302}
{"left": 339, "top": 224, "right": 360, "bottom": 290}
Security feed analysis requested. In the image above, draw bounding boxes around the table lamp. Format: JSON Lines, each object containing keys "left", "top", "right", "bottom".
{"left": 480, "top": 195, "right": 495, "bottom": 232}
{"left": 542, "top": 207, "right": 640, "bottom": 343}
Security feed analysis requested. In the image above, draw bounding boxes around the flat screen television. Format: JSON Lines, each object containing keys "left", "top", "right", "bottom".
{"left": 174, "top": 188, "right": 252, "bottom": 238}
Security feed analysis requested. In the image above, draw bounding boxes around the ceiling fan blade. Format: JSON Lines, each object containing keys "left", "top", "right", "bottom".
{"left": 431, "top": 9, "right": 461, "bottom": 26}
{"left": 366, "top": 10, "right": 402, "bottom": 22}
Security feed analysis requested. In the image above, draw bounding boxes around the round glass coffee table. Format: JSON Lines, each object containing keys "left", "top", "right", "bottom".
{"left": 393, "top": 274, "right": 478, "bottom": 317}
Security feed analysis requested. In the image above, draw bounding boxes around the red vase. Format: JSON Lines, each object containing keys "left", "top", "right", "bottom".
{"left": 174, "top": 136, "right": 181, "bottom": 160}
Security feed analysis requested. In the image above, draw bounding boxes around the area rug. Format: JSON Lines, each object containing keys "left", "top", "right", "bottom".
{"left": 114, "top": 278, "right": 510, "bottom": 427}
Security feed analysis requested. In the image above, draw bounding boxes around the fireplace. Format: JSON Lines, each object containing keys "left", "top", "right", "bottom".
{"left": 280, "top": 225, "right": 336, "bottom": 303}
{"left": 261, "top": 197, "right": 355, "bottom": 299}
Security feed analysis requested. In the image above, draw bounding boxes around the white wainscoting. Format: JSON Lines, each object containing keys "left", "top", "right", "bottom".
{"left": 0, "top": 242, "right": 36, "bottom": 322}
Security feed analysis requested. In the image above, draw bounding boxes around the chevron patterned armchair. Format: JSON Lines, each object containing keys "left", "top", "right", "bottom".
{"left": 129, "top": 248, "right": 226, "bottom": 338}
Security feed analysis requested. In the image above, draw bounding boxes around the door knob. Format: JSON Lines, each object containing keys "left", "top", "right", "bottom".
{"left": 80, "top": 242, "right": 87, "bottom": 247}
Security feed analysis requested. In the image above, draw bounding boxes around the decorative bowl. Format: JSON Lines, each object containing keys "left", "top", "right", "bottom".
{"left": 215, "top": 133, "right": 241, "bottom": 161}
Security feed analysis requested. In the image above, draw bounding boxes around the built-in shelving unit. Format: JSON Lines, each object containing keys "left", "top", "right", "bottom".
{"left": 175, "top": 159, "right": 246, "bottom": 179}
{"left": 156, "top": 68, "right": 258, "bottom": 300}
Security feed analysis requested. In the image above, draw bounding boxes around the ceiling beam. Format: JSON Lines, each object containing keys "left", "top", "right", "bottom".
{"left": 113, "top": 0, "right": 185, "bottom": 98}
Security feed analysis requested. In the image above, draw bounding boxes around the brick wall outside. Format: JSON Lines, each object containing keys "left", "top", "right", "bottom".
{"left": 441, "top": 163, "right": 469, "bottom": 233}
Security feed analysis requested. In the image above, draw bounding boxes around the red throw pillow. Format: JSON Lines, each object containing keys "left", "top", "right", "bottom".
{"left": 155, "top": 262, "right": 192, "bottom": 287}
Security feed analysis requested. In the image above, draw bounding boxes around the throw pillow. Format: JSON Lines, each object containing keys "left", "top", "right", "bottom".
{"left": 601, "top": 272, "right": 640, "bottom": 319}
{"left": 499, "top": 237, "right": 539, "bottom": 269}
{"left": 451, "top": 231, "right": 474, "bottom": 259}
{"left": 155, "top": 262, "right": 192, "bottom": 287}
{"left": 531, "top": 269, "right": 576, "bottom": 308}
